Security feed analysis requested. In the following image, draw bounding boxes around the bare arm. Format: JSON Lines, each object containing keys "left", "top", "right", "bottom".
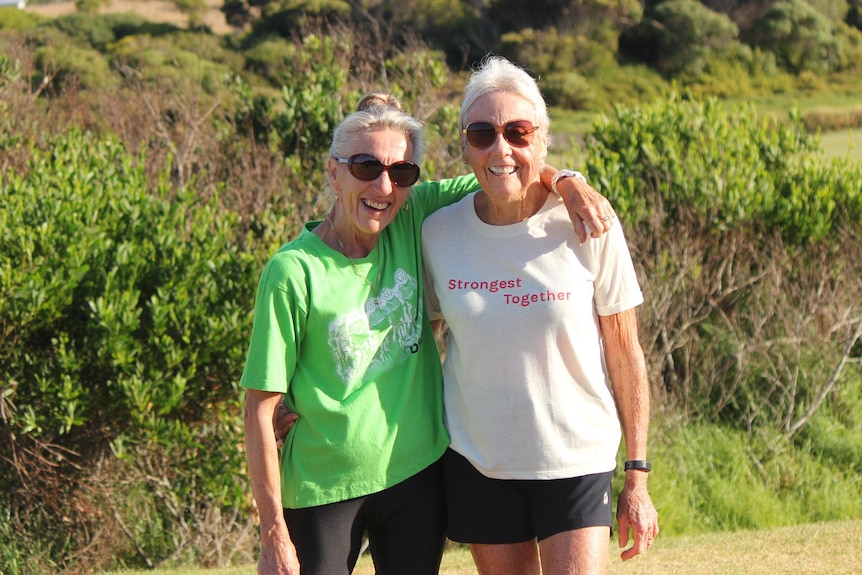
{"left": 540, "top": 165, "right": 617, "bottom": 244}
{"left": 598, "top": 309, "right": 659, "bottom": 561}
{"left": 245, "top": 388, "right": 300, "bottom": 575}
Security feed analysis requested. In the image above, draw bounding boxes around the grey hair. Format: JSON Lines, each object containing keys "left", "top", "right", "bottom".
{"left": 329, "top": 94, "right": 425, "bottom": 165}
{"left": 460, "top": 56, "right": 551, "bottom": 148}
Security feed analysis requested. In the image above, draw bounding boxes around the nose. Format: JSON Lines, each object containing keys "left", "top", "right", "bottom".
{"left": 370, "top": 169, "right": 395, "bottom": 192}
{"left": 488, "top": 131, "right": 513, "bottom": 154}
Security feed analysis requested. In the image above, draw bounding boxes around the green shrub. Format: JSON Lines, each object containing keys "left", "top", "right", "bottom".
{"left": 584, "top": 97, "right": 862, "bottom": 442}
{"left": 33, "top": 42, "right": 116, "bottom": 92}
{"left": 542, "top": 71, "right": 595, "bottom": 110}
{"left": 586, "top": 96, "right": 862, "bottom": 241}
{"left": 0, "top": 129, "right": 261, "bottom": 570}
{"left": 498, "top": 27, "right": 616, "bottom": 78}
{"left": 107, "top": 33, "right": 239, "bottom": 94}
{"left": 0, "top": 6, "right": 43, "bottom": 31}
{"left": 242, "top": 36, "right": 298, "bottom": 83}
{"left": 252, "top": 0, "right": 351, "bottom": 38}
{"left": 588, "top": 64, "right": 671, "bottom": 110}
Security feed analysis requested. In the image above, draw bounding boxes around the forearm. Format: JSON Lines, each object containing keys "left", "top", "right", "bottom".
{"left": 244, "top": 390, "right": 290, "bottom": 545}
{"left": 599, "top": 310, "right": 650, "bottom": 462}
{"left": 601, "top": 311, "right": 659, "bottom": 558}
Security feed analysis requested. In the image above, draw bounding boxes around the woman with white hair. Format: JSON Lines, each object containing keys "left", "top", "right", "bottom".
{"left": 423, "top": 56, "right": 659, "bottom": 575}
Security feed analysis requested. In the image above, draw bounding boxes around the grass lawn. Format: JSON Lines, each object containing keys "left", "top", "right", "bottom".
{"left": 108, "top": 519, "right": 859, "bottom": 575}
{"left": 818, "top": 128, "right": 862, "bottom": 163}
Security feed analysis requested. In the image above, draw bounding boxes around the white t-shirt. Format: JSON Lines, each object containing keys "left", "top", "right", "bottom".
{"left": 422, "top": 191, "right": 643, "bottom": 480}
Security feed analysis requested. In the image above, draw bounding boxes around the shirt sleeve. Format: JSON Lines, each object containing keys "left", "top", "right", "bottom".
{"left": 591, "top": 223, "right": 644, "bottom": 316}
{"left": 409, "top": 173, "right": 480, "bottom": 219}
{"left": 240, "top": 252, "right": 309, "bottom": 392}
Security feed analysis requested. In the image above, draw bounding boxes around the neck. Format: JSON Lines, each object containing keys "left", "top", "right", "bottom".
{"left": 474, "top": 183, "right": 548, "bottom": 225}
{"left": 318, "top": 211, "right": 376, "bottom": 258}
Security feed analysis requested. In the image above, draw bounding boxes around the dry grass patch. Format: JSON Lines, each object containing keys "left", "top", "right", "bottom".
{"left": 25, "top": 0, "right": 232, "bottom": 34}
{"left": 356, "top": 519, "right": 858, "bottom": 575}
{"left": 107, "top": 519, "right": 858, "bottom": 574}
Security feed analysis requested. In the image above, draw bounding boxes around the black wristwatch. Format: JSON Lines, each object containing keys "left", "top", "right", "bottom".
{"left": 623, "top": 460, "right": 652, "bottom": 472}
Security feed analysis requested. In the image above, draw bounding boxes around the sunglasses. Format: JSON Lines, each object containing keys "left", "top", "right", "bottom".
{"left": 335, "top": 154, "right": 421, "bottom": 187}
{"left": 462, "top": 120, "right": 538, "bottom": 149}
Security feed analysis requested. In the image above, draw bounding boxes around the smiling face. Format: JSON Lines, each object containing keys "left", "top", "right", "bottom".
{"left": 327, "top": 128, "right": 414, "bottom": 248}
{"left": 462, "top": 91, "right": 547, "bottom": 207}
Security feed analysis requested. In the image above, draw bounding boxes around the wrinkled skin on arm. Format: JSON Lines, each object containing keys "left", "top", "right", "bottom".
{"left": 246, "top": 389, "right": 301, "bottom": 575}
{"left": 598, "top": 309, "right": 660, "bottom": 561}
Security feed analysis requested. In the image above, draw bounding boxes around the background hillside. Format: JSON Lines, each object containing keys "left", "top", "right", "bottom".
{"left": 1, "top": 1, "right": 861, "bottom": 573}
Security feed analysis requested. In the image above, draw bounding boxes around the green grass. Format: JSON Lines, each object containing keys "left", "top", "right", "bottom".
{"left": 105, "top": 519, "right": 859, "bottom": 575}
{"left": 818, "top": 128, "right": 861, "bottom": 162}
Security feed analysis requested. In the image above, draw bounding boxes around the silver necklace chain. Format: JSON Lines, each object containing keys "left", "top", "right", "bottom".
{"left": 326, "top": 215, "right": 382, "bottom": 308}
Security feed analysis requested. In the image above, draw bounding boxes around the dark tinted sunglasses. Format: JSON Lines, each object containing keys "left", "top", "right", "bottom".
{"left": 335, "top": 154, "right": 421, "bottom": 187}
{"left": 462, "top": 120, "right": 538, "bottom": 149}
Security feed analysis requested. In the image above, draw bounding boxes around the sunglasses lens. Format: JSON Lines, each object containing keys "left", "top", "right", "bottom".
{"left": 348, "top": 156, "right": 385, "bottom": 181}
{"left": 464, "top": 122, "right": 496, "bottom": 149}
{"left": 503, "top": 121, "right": 535, "bottom": 147}
{"left": 344, "top": 155, "right": 419, "bottom": 186}
{"left": 388, "top": 162, "right": 421, "bottom": 187}
{"left": 464, "top": 121, "right": 535, "bottom": 149}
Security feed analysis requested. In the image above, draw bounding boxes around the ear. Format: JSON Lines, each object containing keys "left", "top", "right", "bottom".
{"left": 327, "top": 157, "right": 342, "bottom": 193}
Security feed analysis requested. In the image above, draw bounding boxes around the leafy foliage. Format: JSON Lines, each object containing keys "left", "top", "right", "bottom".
{"left": 585, "top": 98, "right": 862, "bottom": 438}
{"left": 0, "top": 130, "right": 262, "bottom": 571}
{"left": 620, "top": 0, "right": 741, "bottom": 78}
{"left": 587, "top": 97, "right": 861, "bottom": 241}
{"left": 751, "top": 0, "right": 841, "bottom": 74}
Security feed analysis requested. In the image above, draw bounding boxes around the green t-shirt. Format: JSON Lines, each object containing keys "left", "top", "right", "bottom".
{"left": 240, "top": 174, "right": 479, "bottom": 508}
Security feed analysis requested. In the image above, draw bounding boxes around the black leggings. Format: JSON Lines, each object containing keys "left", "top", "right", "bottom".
{"left": 283, "top": 459, "right": 446, "bottom": 575}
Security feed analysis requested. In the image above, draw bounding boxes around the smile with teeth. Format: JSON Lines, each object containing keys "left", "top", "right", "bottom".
{"left": 362, "top": 198, "right": 390, "bottom": 210}
{"left": 489, "top": 166, "right": 518, "bottom": 175}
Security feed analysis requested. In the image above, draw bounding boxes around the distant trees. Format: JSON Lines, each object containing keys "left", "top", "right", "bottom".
{"left": 620, "top": 0, "right": 741, "bottom": 77}
{"left": 751, "top": 0, "right": 841, "bottom": 73}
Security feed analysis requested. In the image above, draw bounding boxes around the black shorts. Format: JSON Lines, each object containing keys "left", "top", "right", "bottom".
{"left": 443, "top": 448, "right": 613, "bottom": 544}
{"left": 284, "top": 459, "right": 446, "bottom": 575}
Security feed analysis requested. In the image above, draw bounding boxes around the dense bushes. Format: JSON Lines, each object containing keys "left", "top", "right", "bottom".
{"left": 586, "top": 97, "right": 862, "bottom": 433}
{"left": 0, "top": 130, "right": 263, "bottom": 572}
{"left": 587, "top": 97, "right": 862, "bottom": 241}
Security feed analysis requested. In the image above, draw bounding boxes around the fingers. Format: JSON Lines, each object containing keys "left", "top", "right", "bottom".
{"left": 617, "top": 514, "right": 630, "bottom": 549}
{"left": 589, "top": 198, "right": 617, "bottom": 239}
{"left": 616, "top": 487, "right": 659, "bottom": 561}
{"left": 577, "top": 195, "right": 616, "bottom": 240}
{"left": 555, "top": 175, "right": 617, "bottom": 241}
{"left": 273, "top": 403, "right": 299, "bottom": 447}
{"left": 620, "top": 525, "right": 658, "bottom": 561}
{"left": 573, "top": 218, "right": 588, "bottom": 245}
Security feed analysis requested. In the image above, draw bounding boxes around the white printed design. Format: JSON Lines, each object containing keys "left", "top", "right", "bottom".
{"left": 328, "top": 268, "right": 422, "bottom": 385}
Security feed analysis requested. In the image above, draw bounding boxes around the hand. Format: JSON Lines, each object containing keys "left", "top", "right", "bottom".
{"left": 556, "top": 175, "right": 618, "bottom": 244}
{"left": 616, "top": 475, "right": 659, "bottom": 561}
{"left": 274, "top": 402, "right": 298, "bottom": 448}
{"left": 258, "top": 536, "right": 300, "bottom": 575}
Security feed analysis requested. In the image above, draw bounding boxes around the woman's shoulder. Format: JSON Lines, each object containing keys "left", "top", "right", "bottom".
{"left": 260, "top": 228, "right": 324, "bottom": 283}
